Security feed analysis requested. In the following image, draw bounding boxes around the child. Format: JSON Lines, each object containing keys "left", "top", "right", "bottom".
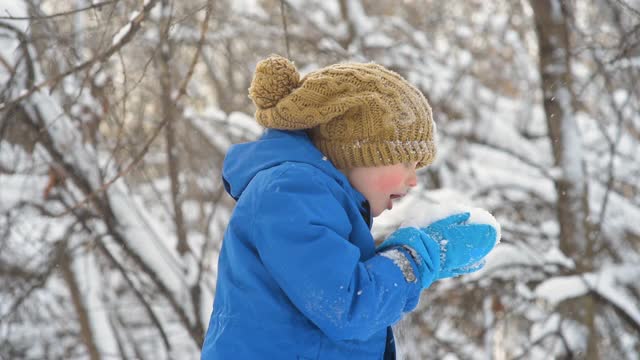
{"left": 201, "top": 55, "right": 498, "bottom": 359}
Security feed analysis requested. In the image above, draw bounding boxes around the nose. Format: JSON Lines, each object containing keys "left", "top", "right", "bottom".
{"left": 407, "top": 170, "right": 417, "bottom": 188}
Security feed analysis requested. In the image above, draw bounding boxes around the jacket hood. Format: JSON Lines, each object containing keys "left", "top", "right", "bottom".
{"left": 222, "top": 130, "right": 355, "bottom": 201}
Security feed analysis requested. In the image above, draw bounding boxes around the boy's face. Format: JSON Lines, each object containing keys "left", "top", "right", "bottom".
{"left": 343, "top": 162, "right": 419, "bottom": 217}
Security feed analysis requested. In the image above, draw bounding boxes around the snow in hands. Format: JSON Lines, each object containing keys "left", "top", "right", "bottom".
{"left": 404, "top": 203, "right": 501, "bottom": 276}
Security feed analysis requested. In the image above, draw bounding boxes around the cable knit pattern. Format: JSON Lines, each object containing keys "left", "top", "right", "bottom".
{"left": 247, "top": 54, "right": 436, "bottom": 168}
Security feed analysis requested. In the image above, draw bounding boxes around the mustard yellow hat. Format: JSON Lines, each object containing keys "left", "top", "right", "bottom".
{"left": 248, "top": 55, "right": 436, "bottom": 169}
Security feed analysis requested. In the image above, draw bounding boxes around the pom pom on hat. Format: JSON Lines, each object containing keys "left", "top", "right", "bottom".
{"left": 249, "top": 54, "right": 300, "bottom": 110}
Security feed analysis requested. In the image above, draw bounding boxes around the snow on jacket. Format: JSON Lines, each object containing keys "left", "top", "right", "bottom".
{"left": 201, "top": 129, "right": 422, "bottom": 359}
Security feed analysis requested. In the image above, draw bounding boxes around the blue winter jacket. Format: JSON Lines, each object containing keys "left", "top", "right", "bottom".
{"left": 201, "top": 130, "right": 422, "bottom": 359}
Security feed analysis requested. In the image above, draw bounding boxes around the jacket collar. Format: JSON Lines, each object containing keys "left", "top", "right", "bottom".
{"left": 222, "top": 129, "right": 371, "bottom": 224}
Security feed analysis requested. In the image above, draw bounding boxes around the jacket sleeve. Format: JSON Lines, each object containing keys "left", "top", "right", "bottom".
{"left": 252, "top": 164, "right": 422, "bottom": 341}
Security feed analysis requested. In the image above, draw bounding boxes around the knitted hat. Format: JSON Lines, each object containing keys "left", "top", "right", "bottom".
{"left": 248, "top": 55, "right": 436, "bottom": 169}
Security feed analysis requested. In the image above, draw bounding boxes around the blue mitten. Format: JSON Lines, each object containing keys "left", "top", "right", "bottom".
{"left": 421, "top": 212, "right": 497, "bottom": 279}
{"left": 378, "top": 212, "right": 498, "bottom": 288}
{"left": 377, "top": 227, "right": 441, "bottom": 289}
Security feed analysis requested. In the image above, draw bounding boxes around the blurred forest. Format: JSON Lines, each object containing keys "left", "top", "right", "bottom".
{"left": 1, "top": 0, "right": 639, "bottom": 359}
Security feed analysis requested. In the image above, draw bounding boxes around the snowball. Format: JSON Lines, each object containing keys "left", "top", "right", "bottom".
{"left": 400, "top": 202, "right": 501, "bottom": 245}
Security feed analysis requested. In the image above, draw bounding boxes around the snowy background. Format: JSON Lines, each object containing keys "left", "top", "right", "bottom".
{"left": 0, "top": 0, "right": 639, "bottom": 359}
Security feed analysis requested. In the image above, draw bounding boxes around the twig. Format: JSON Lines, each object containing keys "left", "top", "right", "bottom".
{"left": 613, "top": 0, "right": 640, "bottom": 18}
{"left": 174, "top": 0, "right": 213, "bottom": 103}
{"left": 280, "top": 0, "right": 291, "bottom": 59}
{"left": 0, "top": 0, "right": 118, "bottom": 20}
{"left": 54, "top": 109, "right": 169, "bottom": 217}
{"left": 0, "top": 0, "right": 160, "bottom": 112}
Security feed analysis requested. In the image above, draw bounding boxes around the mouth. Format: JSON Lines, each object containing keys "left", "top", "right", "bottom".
{"left": 387, "top": 193, "right": 406, "bottom": 210}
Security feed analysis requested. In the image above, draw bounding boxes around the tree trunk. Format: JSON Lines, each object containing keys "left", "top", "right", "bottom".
{"left": 60, "top": 250, "right": 101, "bottom": 360}
{"left": 530, "top": 0, "right": 597, "bottom": 358}
{"left": 159, "top": 0, "right": 189, "bottom": 256}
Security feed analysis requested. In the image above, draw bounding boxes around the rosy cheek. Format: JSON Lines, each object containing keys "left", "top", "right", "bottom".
{"left": 372, "top": 173, "right": 405, "bottom": 193}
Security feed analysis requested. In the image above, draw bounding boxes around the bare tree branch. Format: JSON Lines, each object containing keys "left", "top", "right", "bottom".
{"left": 0, "top": 0, "right": 118, "bottom": 20}
{"left": 0, "top": 0, "right": 160, "bottom": 111}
